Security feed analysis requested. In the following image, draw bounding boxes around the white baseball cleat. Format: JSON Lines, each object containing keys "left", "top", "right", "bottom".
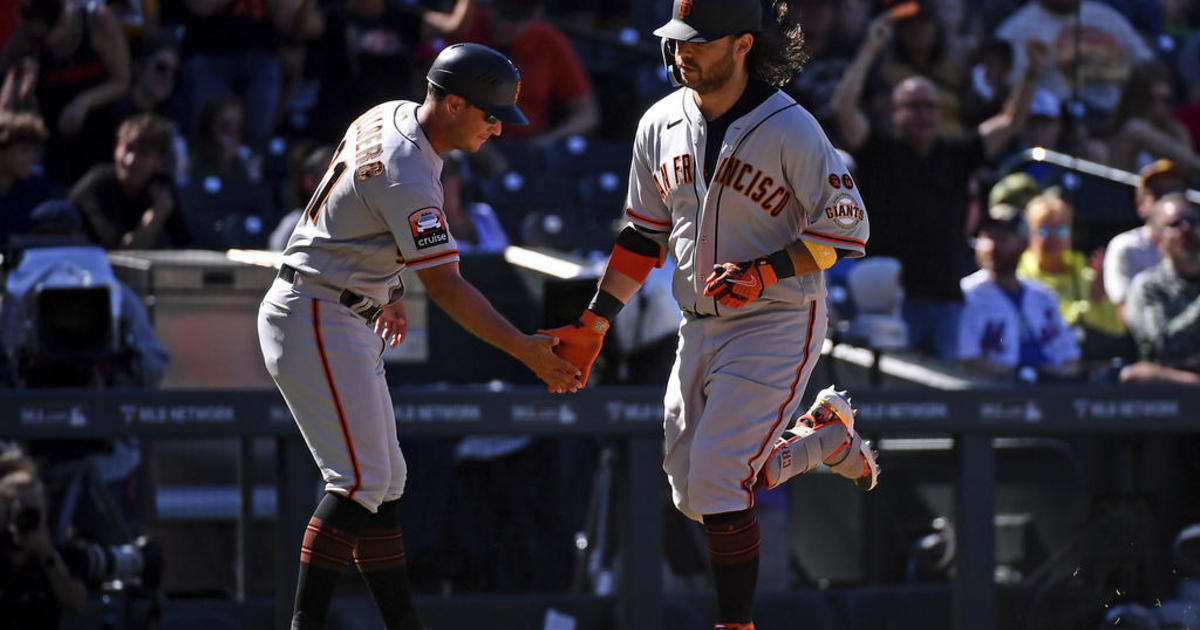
{"left": 809, "top": 386, "right": 880, "bottom": 492}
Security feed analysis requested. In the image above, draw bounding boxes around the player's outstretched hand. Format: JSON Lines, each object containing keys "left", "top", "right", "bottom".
{"left": 518, "top": 333, "right": 583, "bottom": 393}
{"left": 537, "top": 311, "right": 609, "bottom": 390}
{"left": 703, "top": 259, "right": 778, "bottom": 308}
{"left": 375, "top": 301, "right": 408, "bottom": 348}
{"left": 523, "top": 334, "right": 583, "bottom": 393}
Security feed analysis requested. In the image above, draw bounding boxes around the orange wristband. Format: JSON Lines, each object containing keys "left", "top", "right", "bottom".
{"left": 608, "top": 242, "right": 659, "bottom": 284}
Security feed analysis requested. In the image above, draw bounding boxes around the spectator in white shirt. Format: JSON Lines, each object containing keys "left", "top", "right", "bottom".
{"left": 1102, "top": 159, "right": 1189, "bottom": 322}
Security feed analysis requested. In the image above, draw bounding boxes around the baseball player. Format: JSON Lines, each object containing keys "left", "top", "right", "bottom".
{"left": 258, "top": 43, "right": 581, "bottom": 630}
{"left": 541, "top": 2, "right": 878, "bottom": 628}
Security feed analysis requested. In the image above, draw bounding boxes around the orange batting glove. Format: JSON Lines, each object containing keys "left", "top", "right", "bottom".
{"left": 703, "top": 258, "right": 779, "bottom": 308}
{"left": 537, "top": 310, "right": 609, "bottom": 388}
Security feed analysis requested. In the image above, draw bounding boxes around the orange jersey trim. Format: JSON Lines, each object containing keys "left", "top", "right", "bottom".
{"left": 625, "top": 207, "right": 671, "bottom": 230}
{"left": 803, "top": 229, "right": 865, "bottom": 249}
{"left": 740, "top": 302, "right": 818, "bottom": 506}
{"left": 405, "top": 249, "right": 459, "bottom": 267}
{"left": 311, "top": 299, "right": 362, "bottom": 500}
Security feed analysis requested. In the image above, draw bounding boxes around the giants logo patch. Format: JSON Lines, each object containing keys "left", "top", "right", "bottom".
{"left": 679, "top": 0, "right": 692, "bottom": 18}
{"left": 409, "top": 208, "right": 450, "bottom": 249}
{"left": 825, "top": 193, "right": 864, "bottom": 228}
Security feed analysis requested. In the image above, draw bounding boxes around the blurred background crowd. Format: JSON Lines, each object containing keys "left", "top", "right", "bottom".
{"left": 1, "top": 0, "right": 1200, "bottom": 628}
{"left": 0, "top": 0, "right": 1195, "bottom": 388}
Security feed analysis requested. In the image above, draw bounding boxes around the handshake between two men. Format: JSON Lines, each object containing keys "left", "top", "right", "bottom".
{"left": 537, "top": 254, "right": 788, "bottom": 392}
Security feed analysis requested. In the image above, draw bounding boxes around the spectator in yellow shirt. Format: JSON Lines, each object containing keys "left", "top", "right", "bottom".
{"left": 1017, "top": 193, "right": 1130, "bottom": 362}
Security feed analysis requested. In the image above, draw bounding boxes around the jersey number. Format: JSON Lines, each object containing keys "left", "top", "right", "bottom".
{"left": 305, "top": 141, "right": 347, "bottom": 223}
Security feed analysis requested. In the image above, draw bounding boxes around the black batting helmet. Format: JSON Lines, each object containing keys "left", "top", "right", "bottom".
{"left": 654, "top": 0, "right": 763, "bottom": 86}
{"left": 654, "top": 0, "right": 762, "bottom": 43}
{"left": 427, "top": 43, "right": 528, "bottom": 125}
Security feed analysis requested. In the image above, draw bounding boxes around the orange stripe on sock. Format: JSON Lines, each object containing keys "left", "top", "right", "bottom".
{"left": 312, "top": 299, "right": 362, "bottom": 500}
{"left": 707, "top": 542, "right": 762, "bottom": 559}
{"left": 301, "top": 547, "right": 350, "bottom": 571}
{"left": 306, "top": 523, "right": 355, "bottom": 550}
{"left": 354, "top": 552, "right": 408, "bottom": 571}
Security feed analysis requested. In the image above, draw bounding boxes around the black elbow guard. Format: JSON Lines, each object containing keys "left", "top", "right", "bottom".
{"left": 617, "top": 225, "right": 664, "bottom": 261}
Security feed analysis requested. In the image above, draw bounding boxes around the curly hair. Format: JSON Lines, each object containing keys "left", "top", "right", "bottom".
{"left": 748, "top": 0, "right": 810, "bottom": 87}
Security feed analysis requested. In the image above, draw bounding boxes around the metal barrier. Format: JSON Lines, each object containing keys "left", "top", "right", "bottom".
{"left": 4, "top": 384, "right": 1198, "bottom": 630}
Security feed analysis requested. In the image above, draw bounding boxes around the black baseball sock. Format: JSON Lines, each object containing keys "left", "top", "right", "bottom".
{"left": 354, "top": 499, "right": 422, "bottom": 630}
{"left": 292, "top": 492, "right": 370, "bottom": 630}
{"left": 703, "top": 509, "right": 760, "bottom": 625}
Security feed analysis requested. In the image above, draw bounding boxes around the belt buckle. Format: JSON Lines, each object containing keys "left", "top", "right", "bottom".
{"left": 340, "top": 290, "right": 381, "bottom": 322}
{"left": 360, "top": 305, "right": 383, "bottom": 323}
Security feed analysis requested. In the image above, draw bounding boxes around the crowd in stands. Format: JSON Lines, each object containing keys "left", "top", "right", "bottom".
{"left": 816, "top": 0, "right": 1200, "bottom": 385}
{"left": 0, "top": 0, "right": 1193, "bottom": 389}
{"left": 0, "top": 0, "right": 1197, "bottom": 622}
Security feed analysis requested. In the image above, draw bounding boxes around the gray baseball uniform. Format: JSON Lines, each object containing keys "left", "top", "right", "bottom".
{"left": 258, "top": 100, "right": 458, "bottom": 511}
{"left": 625, "top": 87, "right": 869, "bottom": 520}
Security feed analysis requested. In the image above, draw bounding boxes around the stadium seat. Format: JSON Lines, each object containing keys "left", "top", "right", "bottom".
{"left": 517, "top": 210, "right": 610, "bottom": 254}
{"left": 576, "top": 170, "right": 628, "bottom": 213}
{"left": 476, "top": 170, "right": 576, "bottom": 239}
{"left": 541, "top": 136, "right": 632, "bottom": 178}
{"left": 843, "top": 256, "right": 908, "bottom": 350}
{"left": 635, "top": 62, "right": 676, "bottom": 107}
{"left": 178, "top": 176, "right": 277, "bottom": 250}
{"left": 490, "top": 140, "right": 545, "bottom": 174}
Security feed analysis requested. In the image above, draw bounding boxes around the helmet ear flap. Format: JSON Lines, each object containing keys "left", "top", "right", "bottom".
{"left": 660, "top": 38, "right": 683, "bottom": 87}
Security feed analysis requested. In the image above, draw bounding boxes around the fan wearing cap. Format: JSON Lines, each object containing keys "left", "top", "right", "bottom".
{"left": 958, "top": 203, "right": 1081, "bottom": 380}
{"left": 1103, "top": 159, "right": 1190, "bottom": 322}
{"left": 541, "top": 2, "right": 877, "bottom": 628}
{"left": 257, "top": 42, "right": 580, "bottom": 630}
{"left": 1121, "top": 193, "right": 1200, "bottom": 384}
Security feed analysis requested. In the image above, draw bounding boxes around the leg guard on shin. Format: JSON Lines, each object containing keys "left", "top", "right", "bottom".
{"left": 755, "top": 425, "right": 829, "bottom": 490}
{"left": 806, "top": 386, "right": 880, "bottom": 491}
{"left": 784, "top": 385, "right": 881, "bottom": 492}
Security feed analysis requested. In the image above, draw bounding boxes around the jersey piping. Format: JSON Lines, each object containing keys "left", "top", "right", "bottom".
{"left": 311, "top": 299, "right": 362, "bottom": 500}
{"left": 738, "top": 301, "right": 817, "bottom": 507}
{"left": 709, "top": 101, "right": 800, "bottom": 316}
